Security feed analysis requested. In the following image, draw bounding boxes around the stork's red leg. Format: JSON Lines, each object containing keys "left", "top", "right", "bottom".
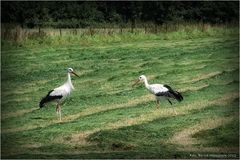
{"left": 156, "top": 100, "right": 160, "bottom": 108}
{"left": 56, "top": 104, "right": 62, "bottom": 121}
{"left": 173, "top": 108, "right": 177, "bottom": 115}
{"left": 56, "top": 104, "right": 59, "bottom": 114}
{"left": 59, "top": 105, "right": 62, "bottom": 121}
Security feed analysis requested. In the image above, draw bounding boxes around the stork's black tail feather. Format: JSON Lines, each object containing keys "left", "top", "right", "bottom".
{"left": 163, "top": 84, "right": 183, "bottom": 102}
{"left": 39, "top": 90, "right": 62, "bottom": 108}
{"left": 39, "top": 97, "right": 48, "bottom": 108}
{"left": 170, "top": 90, "right": 183, "bottom": 102}
{"left": 40, "top": 90, "right": 53, "bottom": 108}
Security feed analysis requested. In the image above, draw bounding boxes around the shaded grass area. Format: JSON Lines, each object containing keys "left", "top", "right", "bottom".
{"left": 1, "top": 29, "right": 239, "bottom": 158}
{"left": 192, "top": 99, "right": 239, "bottom": 148}
{"left": 193, "top": 120, "right": 239, "bottom": 147}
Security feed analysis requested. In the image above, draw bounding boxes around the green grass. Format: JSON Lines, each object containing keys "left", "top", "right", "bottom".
{"left": 1, "top": 27, "right": 239, "bottom": 159}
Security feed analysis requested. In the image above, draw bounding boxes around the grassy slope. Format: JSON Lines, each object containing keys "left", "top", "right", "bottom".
{"left": 1, "top": 30, "right": 239, "bottom": 158}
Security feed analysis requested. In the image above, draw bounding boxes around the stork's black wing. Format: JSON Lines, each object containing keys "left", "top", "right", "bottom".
{"left": 39, "top": 90, "right": 63, "bottom": 108}
{"left": 155, "top": 87, "right": 183, "bottom": 102}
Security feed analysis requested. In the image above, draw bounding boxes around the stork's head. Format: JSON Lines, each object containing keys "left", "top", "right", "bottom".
{"left": 132, "top": 75, "right": 147, "bottom": 86}
{"left": 139, "top": 75, "right": 147, "bottom": 82}
{"left": 68, "top": 68, "right": 74, "bottom": 73}
{"left": 67, "top": 68, "right": 80, "bottom": 77}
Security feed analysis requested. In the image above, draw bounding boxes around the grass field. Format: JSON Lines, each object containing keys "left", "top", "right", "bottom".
{"left": 1, "top": 28, "right": 239, "bottom": 159}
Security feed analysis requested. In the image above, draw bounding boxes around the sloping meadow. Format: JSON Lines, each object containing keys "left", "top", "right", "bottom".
{"left": 1, "top": 28, "right": 239, "bottom": 158}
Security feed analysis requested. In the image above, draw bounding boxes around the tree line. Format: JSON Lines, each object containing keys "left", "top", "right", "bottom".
{"left": 2, "top": 1, "right": 239, "bottom": 28}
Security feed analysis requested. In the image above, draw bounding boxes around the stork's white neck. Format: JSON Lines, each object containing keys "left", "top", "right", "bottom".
{"left": 143, "top": 78, "right": 150, "bottom": 89}
{"left": 66, "top": 72, "right": 74, "bottom": 89}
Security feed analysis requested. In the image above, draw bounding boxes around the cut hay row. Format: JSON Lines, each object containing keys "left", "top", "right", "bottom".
{"left": 170, "top": 117, "right": 239, "bottom": 153}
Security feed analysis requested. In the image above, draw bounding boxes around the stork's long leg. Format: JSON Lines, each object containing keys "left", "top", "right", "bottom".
{"left": 156, "top": 99, "right": 160, "bottom": 108}
{"left": 172, "top": 107, "right": 177, "bottom": 115}
{"left": 59, "top": 105, "right": 62, "bottom": 121}
{"left": 167, "top": 99, "right": 172, "bottom": 105}
{"left": 56, "top": 104, "right": 59, "bottom": 115}
{"left": 56, "top": 103, "right": 62, "bottom": 121}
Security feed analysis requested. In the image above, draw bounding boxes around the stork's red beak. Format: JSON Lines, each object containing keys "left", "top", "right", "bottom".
{"left": 132, "top": 79, "right": 140, "bottom": 87}
{"left": 72, "top": 71, "right": 80, "bottom": 77}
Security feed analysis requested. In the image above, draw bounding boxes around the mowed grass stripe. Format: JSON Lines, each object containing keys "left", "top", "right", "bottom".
{"left": 1, "top": 108, "right": 38, "bottom": 120}
{"left": 168, "top": 117, "right": 233, "bottom": 146}
{"left": 168, "top": 117, "right": 239, "bottom": 153}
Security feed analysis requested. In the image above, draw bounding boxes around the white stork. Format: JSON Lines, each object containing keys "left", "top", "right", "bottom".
{"left": 39, "top": 68, "right": 79, "bottom": 121}
{"left": 133, "top": 75, "right": 183, "bottom": 109}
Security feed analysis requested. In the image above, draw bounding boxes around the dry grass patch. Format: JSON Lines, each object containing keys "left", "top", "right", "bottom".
{"left": 2, "top": 78, "right": 58, "bottom": 98}
{"left": 194, "top": 64, "right": 207, "bottom": 70}
{"left": 168, "top": 117, "right": 238, "bottom": 153}
{"left": 168, "top": 117, "right": 233, "bottom": 146}
{"left": 3, "top": 143, "right": 43, "bottom": 157}
{"left": 64, "top": 94, "right": 153, "bottom": 122}
{"left": 179, "top": 60, "right": 213, "bottom": 66}
{"left": 2, "top": 97, "right": 32, "bottom": 105}
{"left": 69, "top": 130, "right": 99, "bottom": 146}
{"left": 179, "top": 84, "right": 209, "bottom": 93}
{"left": 21, "top": 143, "right": 42, "bottom": 149}
{"left": 1, "top": 108, "right": 37, "bottom": 120}
{"left": 184, "top": 71, "right": 222, "bottom": 83}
